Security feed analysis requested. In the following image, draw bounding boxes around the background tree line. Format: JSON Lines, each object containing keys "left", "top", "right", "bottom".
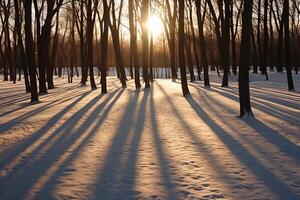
{"left": 0, "top": 0, "right": 299, "bottom": 116}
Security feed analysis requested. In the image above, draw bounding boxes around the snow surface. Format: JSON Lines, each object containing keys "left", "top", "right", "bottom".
{"left": 0, "top": 72, "right": 300, "bottom": 200}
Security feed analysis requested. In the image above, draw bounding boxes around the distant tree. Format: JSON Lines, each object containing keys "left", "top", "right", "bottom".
{"left": 86, "top": 0, "right": 98, "bottom": 90}
{"left": 110, "top": 0, "right": 127, "bottom": 88}
{"left": 207, "top": 0, "right": 230, "bottom": 87}
{"left": 100, "top": 0, "right": 110, "bottom": 93}
{"left": 195, "top": 0, "right": 210, "bottom": 87}
{"left": 187, "top": 0, "right": 200, "bottom": 81}
{"left": 164, "top": 0, "right": 178, "bottom": 81}
{"left": 14, "top": 0, "right": 30, "bottom": 92}
{"left": 129, "top": 0, "right": 141, "bottom": 89}
{"left": 33, "top": 0, "right": 64, "bottom": 93}
{"left": 262, "top": 0, "right": 269, "bottom": 80}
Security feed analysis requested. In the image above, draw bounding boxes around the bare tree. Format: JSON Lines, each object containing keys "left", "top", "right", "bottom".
{"left": 239, "top": 0, "right": 254, "bottom": 117}
{"left": 178, "top": 0, "right": 190, "bottom": 96}
{"left": 24, "top": 0, "right": 38, "bottom": 102}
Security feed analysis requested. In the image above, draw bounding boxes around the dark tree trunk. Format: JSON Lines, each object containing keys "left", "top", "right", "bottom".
{"left": 221, "top": 0, "right": 230, "bottom": 87}
{"left": 188, "top": 0, "right": 201, "bottom": 80}
{"left": 239, "top": 0, "right": 254, "bottom": 117}
{"left": 14, "top": 0, "right": 30, "bottom": 92}
{"left": 262, "top": 0, "right": 269, "bottom": 80}
{"left": 24, "top": 0, "right": 38, "bottom": 102}
{"left": 100, "top": 0, "right": 109, "bottom": 94}
{"left": 269, "top": 0, "right": 274, "bottom": 71}
{"left": 129, "top": 0, "right": 141, "bottom": 89}
{"left": 251, "top": 29, "right": 258, "bottom": 73}
{"left": 283, "top": 0, "right": 294, "bottom": 90}
{"left": 110, "top": 0, "right": 126, "bottom": 88}
{"left": 195, "top": 0, "right": 210, "bottom": 87}
{"left": 48, "top": 11, "right": 60, "bottom": 89}
{"left": 86, "top": 0, "right": 97, "bottom": 90}
{"left": 178, "top": 0, "right": 189, "bottom": 96}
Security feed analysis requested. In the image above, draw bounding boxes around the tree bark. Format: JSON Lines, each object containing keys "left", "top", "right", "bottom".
{"left": 178, "top": 0, "right": 189, "bottom": 96}
{"left": 239, "top": 0, "right": 254, "bottom": 117}
{"left": 24, "top": 0, "right": 38, "bottom": 102}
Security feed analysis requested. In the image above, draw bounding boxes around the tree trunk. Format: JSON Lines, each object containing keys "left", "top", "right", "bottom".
{"left": 195, "top": 0, "right": 210, "bottom": 87}
{"left": 24, "top": 0, "right": 38, "bottom": 102}
{"left": 14, "top": 0, "right": 30, "bottom": 92}
{"left": 178, "top": 0, "right": 189, "bottom": 96}
{"left": 141, "top": 0, "right": 150, "bottom": 88}
{"left": 283, "top": 0, "right": 295, "bottom": 90}
{"left": 239, "top": 0, "right": 254, "bottom": 117}
{"left": 100, "top": 0, "right": 109, "bottom": 93}
{"left": 86, "top": 0, "right": 97, "bottom": 90}
{"left": 129, "top": 0, "right": 141, "bottom": 89}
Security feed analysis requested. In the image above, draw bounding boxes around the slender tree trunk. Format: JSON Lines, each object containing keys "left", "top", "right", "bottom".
{"left": 195, "top": 0, "right": 210, "bottom": 87}
{"left": 48, "top": 11, "right": 60, "bottom": 89}
{"left": 178, "top": 0, "right": 189, "bottom": 96}
{"left": 141, "top": 0, "right": 150, "bottom": 88}
{"left": 149, "top": 33, "right": 154, "bottom": 82}
{"left": 86, "top": 0, "right": 97, "bottom": 90}
{"left": 262, "top": 0, "right": 269, "bottom": 80}
{"left": 189, "top": 3, "right": 201, "bottom": 80}
{"left": 14, "top": 0, "right": 30, "bottom": 92}
{"left": 129, "top": 0, "right": 141, "bottom": 89}
{"left": 269, "top": 0, "right": 274, "bottom": 71}
{"left": 110, "top": 0, "right": 126, "bottom": 88}
{"left": 283, "top": 0, "right": 294, "bottom": 90}
{"left": 185, "top": 32, "right": 195, "bottom": 83}
{"left": 100, "top": 0, "right": 109, "bottom": 93}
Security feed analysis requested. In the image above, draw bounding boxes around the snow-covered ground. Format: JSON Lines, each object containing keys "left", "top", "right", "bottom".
{"left": 0, "top": 72, "right": 299, "bottom": 200}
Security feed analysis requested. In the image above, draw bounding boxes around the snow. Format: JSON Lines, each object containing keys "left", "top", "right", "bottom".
{"left": 0, "top": 72, "right": 300, "bottom": 200}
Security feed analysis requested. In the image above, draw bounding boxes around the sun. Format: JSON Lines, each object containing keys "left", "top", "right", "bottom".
{"left": 147, "top": 15, "right": 164, "bottom": 38}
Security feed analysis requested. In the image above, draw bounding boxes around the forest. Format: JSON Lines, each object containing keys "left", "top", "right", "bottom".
{"left": 0, "top": 0, "right": 300, "bottom": 199}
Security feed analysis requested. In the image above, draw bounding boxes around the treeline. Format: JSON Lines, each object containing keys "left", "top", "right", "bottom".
{"left": 0, "top": 0, "right": 299, "bottom": 117}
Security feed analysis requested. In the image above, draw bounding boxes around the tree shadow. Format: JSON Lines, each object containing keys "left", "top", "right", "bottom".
{"left": 186, "top": 96, "right": 299, "bottom": 199}
{"left": 244, "top": 118, "right": 300, "bottom": 163}
{"left": 0, "top": 89, "right": 86, "bottom": 131}
{"left": 193, "top": 84, "right": 300, "bottom": 126}
{"left": 156, "top": 83, "right": 239, "bottom": 190}
{"left": 32, "top": 88, "right": 125, "bottom": 199}
{"left": 216, "top": 84, "right": 300, "bottom": 112}
{"left": 198, "top": 89, "right": 300, "bottom": 175}
{"left": 0, "top": 89, "right": 124, "bottom": 199}
{"left": 149, "top": 86, "right": 178, "bottom": 200}
{"left": 93, "top": 89, "right": 144, "bottom": 199}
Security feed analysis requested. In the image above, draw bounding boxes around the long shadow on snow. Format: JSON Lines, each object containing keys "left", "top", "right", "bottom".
{"left": 192, "top": 85, "right": 300, "bottom": 163}
{"left": 0, "top": 90, "right": 90, "bottom": 167}
{"left": 32, "top": 89, "right": 125, "bottom": 199}
{"left": 186, "top": 96, "right": 299, "bottom": 199}
{"left": 157, "top": 83, "right": 239, "bottom": 192}
{"left": 149, "top": 86, "right": 178, "bottom": 200}
{"left": 198, "top": 89, "right": 300, "bottom": 176}
{"left": 0, "top": 84, "right": 82, "bottom": 119}
{"left": 93, "top": 89, "right": 144, "bottom": 199}
{"left": 193, "top": 84, "right": 300, "bottom": 127}
{"left": 0, "top": 89, "right": 85, "bottom": 131}
{"left": 0, "top": 89, "right": 122, "bottom": 199}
